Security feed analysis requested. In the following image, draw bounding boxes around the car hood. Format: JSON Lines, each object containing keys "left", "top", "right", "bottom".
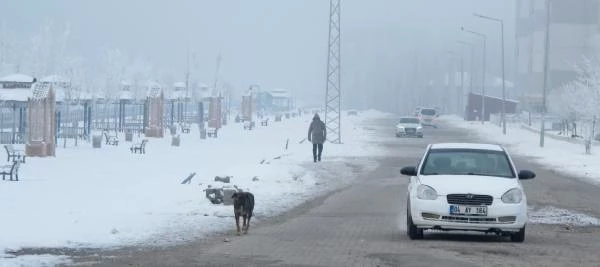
{"left": 396, "top": 123, "right": 421, "bottom": 128}
{"left": 417, "top": 175, "right": 520, "bottom": 197}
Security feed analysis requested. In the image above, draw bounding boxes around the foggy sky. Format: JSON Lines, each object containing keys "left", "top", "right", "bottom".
{"left": 1, "top": 0, "right": 514, "bottom": 111}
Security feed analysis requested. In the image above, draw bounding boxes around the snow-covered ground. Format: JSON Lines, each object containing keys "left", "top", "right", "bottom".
{"left": 0, "top": 110, "right": 392, "bottom": 267}
{"left": 444, "top": 115, "right": 600, "bottom": 185}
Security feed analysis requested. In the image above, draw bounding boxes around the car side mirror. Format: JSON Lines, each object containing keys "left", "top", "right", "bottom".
{"left": 518, "top": 170, "right": 536, "bottom": 180}
{"left": 400, "top": 166, "right": 417, "bottom": 176}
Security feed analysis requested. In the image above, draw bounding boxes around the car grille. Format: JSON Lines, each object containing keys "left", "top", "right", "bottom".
{"left": 405, "top": 128, "right": 416, "bottom": 134}
{"left": 447, "top": 194, "right": 493, "bottom": 206}
{"left": 441, "top": 216, "right": 498, "bottom": 224}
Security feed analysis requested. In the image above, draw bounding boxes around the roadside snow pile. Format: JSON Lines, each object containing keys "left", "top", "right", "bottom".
{"left": 0, "top": 254, "right": 72, "bottom": 267}
{"left": 529, "top": 206, "right": 600, "bottom": 226}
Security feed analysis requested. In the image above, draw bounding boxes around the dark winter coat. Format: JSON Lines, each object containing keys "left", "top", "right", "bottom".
{"left": 308, "top": 115, "right": 327, "bottom": 144}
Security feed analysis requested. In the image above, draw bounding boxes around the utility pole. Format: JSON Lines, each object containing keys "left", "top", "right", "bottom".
{"left": 459, "top": 51, "right": 465, "bottom": 116}
{"left": 462, "top": 27, "right": 487, "bottom": 124}
{"left": 475, "top": 13, "right": 508, "bottom": 134}
{"left": 540, "top": 0, "right": 551, "bottom": 147}
{"left": 325, "top": 0, "right": 342, "bottom": 144}
{"left": 458, "top": 40, "right": 475, "bottom": 119}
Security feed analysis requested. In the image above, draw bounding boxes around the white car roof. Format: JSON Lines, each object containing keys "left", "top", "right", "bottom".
{"left": 430, "top": 143, "right": 504, "bottom": 151}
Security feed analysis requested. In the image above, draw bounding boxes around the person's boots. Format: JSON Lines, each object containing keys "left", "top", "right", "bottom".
{"left": 314, "top": 155, "right": 317, "bottom": 162}
{"left": 318, "top": 155, "right": 321, "bottom": 162}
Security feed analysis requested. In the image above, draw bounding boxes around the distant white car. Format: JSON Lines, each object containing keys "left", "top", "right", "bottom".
{"left": 395, "top": 117, "right": 423, "bottom": 138}
{"left": 418, "top": 108, "right": 438, "bottom": 128}
{"left": 400, "top": 143, "right": 535, "bottom": 242}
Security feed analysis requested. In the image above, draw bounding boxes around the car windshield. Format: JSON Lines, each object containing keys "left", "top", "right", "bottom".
{"left": 420, "top": 149, "right": 515, "bottom": 178}
{"left": 399, "top": 118, "right": 420, "bottom": 124}
{"left": 420, "top": 109, "right": 436, "bottom": 116}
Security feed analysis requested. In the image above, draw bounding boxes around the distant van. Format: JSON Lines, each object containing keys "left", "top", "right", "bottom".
{"left": 418, "top": 108, "right": 438, "bottom": 128}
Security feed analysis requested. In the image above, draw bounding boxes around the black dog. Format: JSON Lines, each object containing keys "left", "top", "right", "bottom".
{"left": 232, "top": 192, "right": 254, "bottom": 235}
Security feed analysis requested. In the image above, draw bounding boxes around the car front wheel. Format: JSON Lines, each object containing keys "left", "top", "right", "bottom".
{"left": 510, "top": 227, "right": 525, "bottom": 242}
{"left": 407, "top": 207, "right": 424, "bottom": 240}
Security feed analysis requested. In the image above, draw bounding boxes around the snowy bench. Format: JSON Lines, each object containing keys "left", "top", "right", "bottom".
{"left": 103, "top": 132, "right": 119, "bottom": 146}
{"left": 180, "top": 123, "right": 191, "bottom": 134}
{"left": 1, "top": 160, "right": 21, "bottom": 181}
{"left": 4, "top": 144, "right": 25, "bottom": 163}
{"left": 207, "top": 128, "right": 218, "bottom": 138}
{"left": 130, "top": 139, "right": 148, "bottom": 154}
{"left": 243, "top": 121, "right": 255, "bottom": 130}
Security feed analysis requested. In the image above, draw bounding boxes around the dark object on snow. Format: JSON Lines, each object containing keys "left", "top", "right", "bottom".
{"left": 181, "top": 172, "right": 196, "bottom": 184}
{"left": 215, "top": 176, "right": 231, "bottom": 183}
{"left": 232, "top": 191, "right": 255, "bottom": 235}
{"left": 205, "top": 187, "right": 224, "bottom": 204}
{"left": 252, "top": 176, "right": 259, "bottom": 181}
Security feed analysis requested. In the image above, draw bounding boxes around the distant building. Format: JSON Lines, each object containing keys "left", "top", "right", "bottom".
{"left": 270, "top": 89, "right": 292, "bottom": 112}
{"left": 516, "top": 0, "right": 600, "bottom": 111}
{"left": 0, "top": 73, "right": 36, "bottom": 102}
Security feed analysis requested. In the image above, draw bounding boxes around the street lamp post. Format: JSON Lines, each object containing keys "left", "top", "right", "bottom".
{"left": 475, "top": 13, "right": 507, "bottom": 135}
{"left": 458, "top": 41, "right": 475, "bottom": 119}
{"left": 540, "top": 0, "right": 552, "bottom": 147}
{"left": 445, "top": 50, "right": 462, "bottom": 116}
{"left": 462, "top": 27, "right": 487, "bottom": 124}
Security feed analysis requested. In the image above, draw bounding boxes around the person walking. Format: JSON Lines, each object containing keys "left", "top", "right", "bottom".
{"left": 308, "top": 113, "right": 327, "bottom": 162}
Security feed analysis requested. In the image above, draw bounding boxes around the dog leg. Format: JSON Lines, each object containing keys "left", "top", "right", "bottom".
{"left": 235, "top": 214, "right": 241, "bottom": 235}
{"left": 244, "top": 215, "right": 251, "bottom": 234}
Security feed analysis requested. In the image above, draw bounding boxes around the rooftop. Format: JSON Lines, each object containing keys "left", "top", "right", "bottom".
{"left": 0, "top": 74, "right": 35, "bottom": 83}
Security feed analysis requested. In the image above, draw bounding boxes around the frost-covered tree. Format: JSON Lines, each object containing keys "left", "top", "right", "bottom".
{"left": 550, "top": 57, "right": 600, "bottom": 120}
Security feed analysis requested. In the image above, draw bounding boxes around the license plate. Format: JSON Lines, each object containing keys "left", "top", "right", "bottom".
{"left": 449, "top": 205, "right": 487, "bottom": 216}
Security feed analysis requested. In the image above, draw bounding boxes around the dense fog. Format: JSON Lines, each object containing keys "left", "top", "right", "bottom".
{"left": 0, "top": 0, "right": 514, "bottom": 113}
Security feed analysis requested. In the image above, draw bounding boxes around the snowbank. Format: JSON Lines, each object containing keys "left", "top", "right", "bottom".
{"left": 0, "top": 110, "right": 388, "bottom": 266}
{"left": 444, "top": 115, "right": 600, "bottom": 185}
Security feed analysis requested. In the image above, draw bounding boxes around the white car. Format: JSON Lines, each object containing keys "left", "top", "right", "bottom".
{"left": 400, "top": 143, "right": 535, "bottom": 242}
{"left": 396, "top": 117, "right": 424, "bottom": 138}
{"left": 418, "top": 108, "right": 438, "bottom": 128}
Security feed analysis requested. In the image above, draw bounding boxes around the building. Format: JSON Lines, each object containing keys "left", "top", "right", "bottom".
{"left": 465, "top": 92, "right": 519, "bottom": 121}
{"left": 516, "top": 0, "right": 600, "bottom": 111}
{"left": 270, "top": 89, "right": 292, "bottom": 112}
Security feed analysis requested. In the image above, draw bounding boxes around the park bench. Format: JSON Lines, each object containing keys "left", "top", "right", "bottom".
{"left": 4, "top": 144, "right": 25, "bottom": 163}
{"left": 260, "top": 118, "right": 269, "bottom": 126}
{"left": 243, "top": 121, "right": 255, "bottom": 130}
{"left": 180, "top": 123, "right": 191, "bottom": 134}
{"left": 103, "top": 132, "right": 119, "bottom": 146}
{"left": 1, "top": 160, "right": 21, "bottom": 181}
{"left": 130, "top": 139, "right": 148, "bottom": 154}
{"left": 207, "top": 128, "right": 218, "bottom": 138}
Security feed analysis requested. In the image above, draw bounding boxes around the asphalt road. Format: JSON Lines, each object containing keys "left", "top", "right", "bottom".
{"left": 64, "top": 118, "right": 600, "bottom": 267}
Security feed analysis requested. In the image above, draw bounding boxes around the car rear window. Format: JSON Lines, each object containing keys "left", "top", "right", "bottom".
{"left": 420, "top": 149, "right": 515, "bottom": 178}
{"left": 420, "top": 109, "right": 436, "bottom": 116}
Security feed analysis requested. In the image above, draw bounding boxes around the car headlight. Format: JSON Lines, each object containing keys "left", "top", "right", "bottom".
{"left": 417, "top": 185, "right": 438, "bottom": 200}
{"left": 416, "top": 126, "right": 423, "bottom": 131}
{"left": 501, "top": 188, "right": 523, "bottom": 203}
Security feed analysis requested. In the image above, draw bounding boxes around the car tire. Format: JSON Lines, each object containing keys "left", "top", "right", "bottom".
{"left": 510, "top": 227, "right": 525, "bottom": 242}
{"left": 407, "top": 208, "right": 424, "bottom": 240}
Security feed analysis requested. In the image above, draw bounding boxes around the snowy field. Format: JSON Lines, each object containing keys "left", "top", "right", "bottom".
{"left": 444, "top": 115, "right": 600, "bottom": 185}
{"left": 0, "top": 110, "right": 391, "bottom": 266}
